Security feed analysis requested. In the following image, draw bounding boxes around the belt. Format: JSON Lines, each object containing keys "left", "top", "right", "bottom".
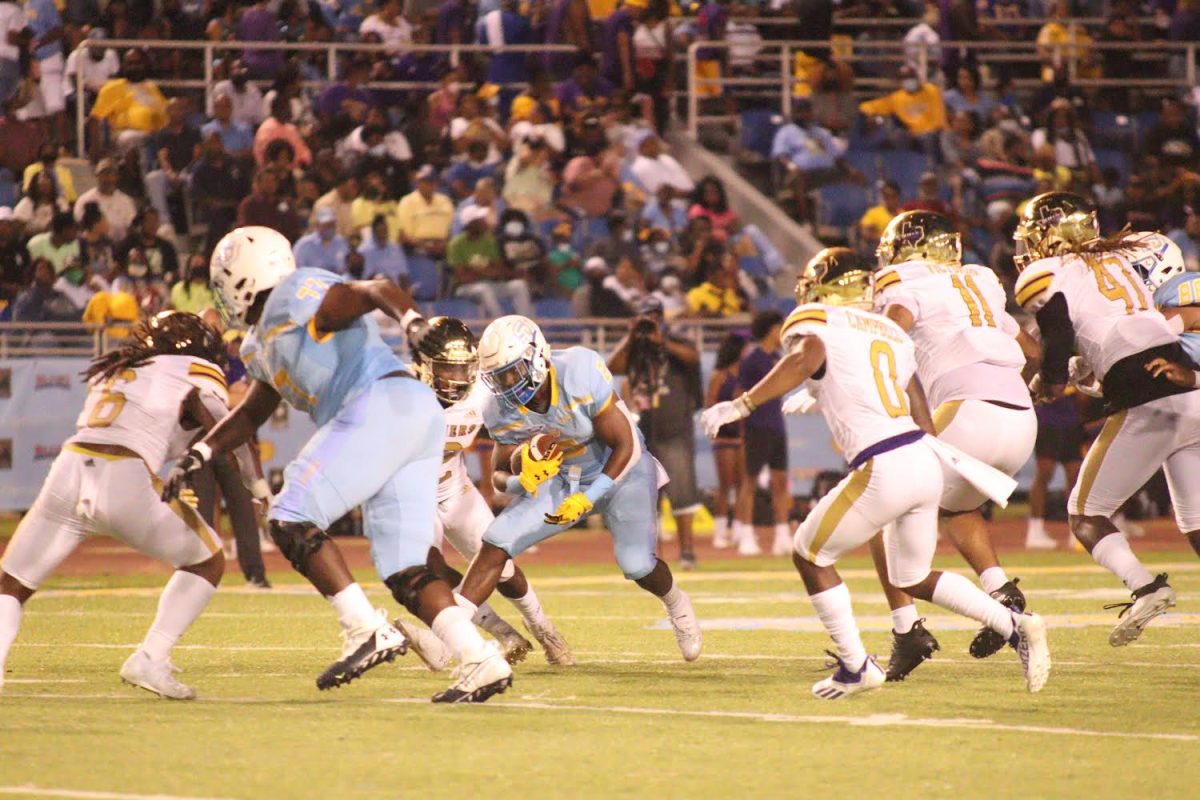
{"left": 983, "top": 399, "right": 1031, "bottom": 411}
{"left": 65, "top": 442, "right": 138, "bottom": 461}
{"left": 848, "top": 429, "right": 925, "bottom": 471}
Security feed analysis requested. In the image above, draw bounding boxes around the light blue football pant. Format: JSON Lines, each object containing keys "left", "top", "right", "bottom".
{"left": 271, "top": 376, "right": 445, "bottom": 580}
{"left": 483, "top": 453, "right": 661, "bottom": 580}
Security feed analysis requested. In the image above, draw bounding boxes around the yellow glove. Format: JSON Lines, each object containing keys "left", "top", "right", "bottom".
{"left": 518, "top": 443, "right": 563, "bottom": 495}
{"left": 177, "top": 488, "right": 200, "bottom": 510}
{"left": 544, "top": 492, "right": 593, "bottom": 526}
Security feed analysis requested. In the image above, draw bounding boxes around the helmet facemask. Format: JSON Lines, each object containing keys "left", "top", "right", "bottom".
{"left": 418, "top": 353, "right": 478, "bottom": 404}
{"left": 481, "top": 354, "right": 545, "bottom": 407}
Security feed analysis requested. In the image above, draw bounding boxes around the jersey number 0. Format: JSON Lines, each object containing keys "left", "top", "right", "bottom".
{"left": 870, "top": 340, "right": 910, "bottom": 418}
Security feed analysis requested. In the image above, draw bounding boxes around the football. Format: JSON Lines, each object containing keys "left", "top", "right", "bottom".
{"left": 510, "top": 431, "right": 562, "bottom": 473}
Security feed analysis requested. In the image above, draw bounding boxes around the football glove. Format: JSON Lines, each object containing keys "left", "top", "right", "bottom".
{"left": 699, "top": 394, "right": 754, "bottom": 439}
{"left": 161, "top": 442, "right": 211, "bottom": 503}
{"left": 544, "top": 492, "right": 593, "bottom": 526}
{"left": 781, "top": 388, "right": 818, "bottom": 416}
{"left": 518, "top": 442, "right": 563, "bottom": 495}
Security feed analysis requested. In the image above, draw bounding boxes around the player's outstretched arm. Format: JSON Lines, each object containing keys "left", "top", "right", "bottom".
{"left": 181, "top": 388, "right": 270, "bottom": 502}
{"left": 311, "top": 278, "right": 422, "bottom": 337}
{"left": 700, "top": 335, "right": 825, "bottom": 438}
{"left": 1033, "top": 293, "right": 1073, "bottom": 401}
{"left": 882, "top": 304, "right": 915, "bottom": 332}
{"left": 1015, "top": 327, "right": 1043, "bottom": 385}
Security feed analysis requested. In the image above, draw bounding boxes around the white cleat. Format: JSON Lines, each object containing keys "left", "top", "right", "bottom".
{"left": 712, "top": 525, "right": 733, "bottom": 550}
{"left": 737, "top": 529, "right": 762, "bottom": 557}
{"left": 120, "top": 650, "right": 196, "bottom": 700}
{"left": 1013, "top": 612, "right": 1051, "bottom": 693}
{"left": 431, "top": 643, "right": 513, "bottom": 703}
{"left": 811, "top": 653, "right": 885, "bottom": 700}
{"left": 393, "top": 617, "right": 452, "bottom": 672}
{"left": 668, "top": 591, "right": 703, "bottom": 662}
{"left": 316, "top": 608, "right": 408, "bottom": 690}
{"left": 1108, "top": 574, "right": 1175, "bottom": 647}
{"left": 1024, "top": 530, "right": 1058, "bottom": 550}
{"left": 771, "top": 530, "right": 793, "bottom": 557}
{"left": 525, "top": 619, "right": 576, "bottom": 666}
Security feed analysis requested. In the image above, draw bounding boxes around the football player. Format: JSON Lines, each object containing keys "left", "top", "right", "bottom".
{"left": 394, "top": 316, "right": 573, "bottom": 669}
{"left": 702, "top": 256, "right": 1050, "bottom": 699}
{"left": 452, "top": 315, "right": 703, "bottom": 663}
{"left": 0, "top": 312, "right": 258, "bottom": 699}
{"left": 163, "top": 226, "right": 511, "bottom": 703}
{"left": 868, "top": 214, "right": 1043, "bottom": 681}
{"left": 1014, "top": 193, "right": 1200, "bottom": 646}
{"left": 1126, "top": 231, "right": 1200, "bottom": 367}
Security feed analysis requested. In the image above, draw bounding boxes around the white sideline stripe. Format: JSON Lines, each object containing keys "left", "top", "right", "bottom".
{"left": 383, "top": 698, "right": 1200, "bottom": 743}
{"left": 0, "top": 788, "right": 236, "bottom": 800}
{"left": 3, "top": 678, "right": 86, "bottom": 684}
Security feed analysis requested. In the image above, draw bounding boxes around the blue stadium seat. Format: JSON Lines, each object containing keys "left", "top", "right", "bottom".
{"left": 431, "top": 297, "right": 479, "bottom": 319}
{"left": 1094, "top": 148, "right": 1132, "bottom": 183}
{"left": 407, "top": 255, "right": 441, "bottom": 301}
{"left": 535, "top": 297, "right": 573, "bottom": 318}
{"left": 0, "top": 169, "right": 16, "bottom": 209}
{"left": 1090, "top": 112, "right": 1137, "bottom": 151}
{"left": 816, "top": 183, "right": 870, "bottom": 230}
{"left": 739, "top": 109, "right": 782, "bottom": 160}
{"left": 883, "top": 151, "right": 930, "bottom": 197}
{"left": 842, "top": 149, "right": 882, "bottom": 184}
{"left": 739, "top": 255, "right": 770, "bottom": 281}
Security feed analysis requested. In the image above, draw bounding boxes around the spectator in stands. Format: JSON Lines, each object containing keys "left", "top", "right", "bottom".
{"left": 771, "top": 98, "right": 862, "bottom": 223}
{"left": 904, "top": 1, "right": 941, "bottom": 83}
{"left": 23, "top": 143, "right": 76, "bottom": 205}
{"left": 497, "top": 208, "right": 548, "bottom": 289}
{"left": 27, "top": 210, "right": 80, "bottom": 274}
{"left": 316, "top": 55, "right": 376, "bottom": 129}
{"left": 478, "top": 0, "right": 532, "bottom": 112}
{"left": 688, "top": 176, "right": 737, "bottom": 235}
{"left": 1031, "top": 98, "right": 1098, "bottom": 185}
{"left": 427, "top": 67, "right": 462, "bottom": 132}
{"left": 293, "top": 206, "right": 351, "bottom": 272}
{"left": 73, "top": 158, "right": 135, "bottom": 240}
{"left": 88, "top": 48, "right": 168, "bottom": 160}
{"left": 511, "top": 71, "right": 562, "bottom": 125}
{"left": 238, "top": 0, "right": 284, "bottom": 80}
{"left": 360, "top": 0, "right": 412, "bottom": 53}
{"left": 144, "top": 97, "right": 201, "bottom": 232}
{"left": 631, "top": 0, "right": 673, "bottom": 133}
{"left": 587, "top": 208, "right": 639, "bottom": 266}
{"left": 448, "top": 205, "right": 535, "bottom": 318}
{"left": 940, "top": 0, "right": 985, "bottom": 79}
{"left": 1027, "top": 392, "right": 1086, "bottom": 550}
{"left": 192, "top": 132, "right": 249, "bottom": 253}
{"left": 453, "top": 176, "right": 505, "bottom": 235}
{"left": 0, "top": 207, "right": 29, "bottom": 307}
{"left": 237, "top": 168, "right": 303, "bottom": 243}
{"left": 82, "top": 269, "right": 139, "bottom": 339}
{"left": 202, "top": 93, "right": 254, "bottom": 162}
{"left": 311, "top": 173, "right": 359, "bottom": 240}
{"left": 510, "top": 101, "right": 566, "bottom": 154}
{"left": 210, "top": 58, "right": 264, "bottom": 129}
{"left": 545, "top": 222, "right": 581, "bottom": 296}
{"left": 14, "top": 172, "right": 68, "bottom": 235}
{"left": 255, "top": 95, "right": 313, "bottom": 168}
{"left": 117, "top": 207, "right": 177, "bottom": 280}
{"left": 397, "top": 164, "right": 454, "bottom": 258}
{"left": 503, "top": 134, "right": 556, "bottom": 219}
{"left": 1149, "top": 157, "right": 1200, "bottom": 231}
{"left": 901, "top": 171, "right": 957, "bottom": 222}
{"left": 76, "top": 201, "right": 114, "bottom": 276}
{"left": 630, "top": 132, "right": 693, "bottom": 197}
{"left": 261, "top": 64, "right": 311, "bottom": 133}
{"left": 557, "top": 53, "right": 613, "bottom": 122}
{"left": 562, "top": 137, "right": 621, "bottom": 218}
{"left": 12, "top": 258, "right": 78, "bottom": 322}
{"left": 600, "top": 0, "right": 643, "bottom": 94}
{"left": 1036, "top": 0, "right": 1094, "bottom": 83}
{"left": 0, "top": 1, "right": 26, "bottom": 106}
{"left": 349, "top": 169, "right": 397, "bottom": 237}
{"left": 339, "top": 108, "right": 412, "bottom": 173}
{"left": 169, "top": 254, "right": 216, "bottom": 314}
{"left": 24, "top": 0, "right": 66, "bottom": 137}
{"left": 358, "top": 213, "right": 408, "bottom": 283}
{"left": 859, "top": 179, "right": 901, "bottom": 253}
{"left": 859, "top": 65, "right": 947, "bottom": 151}
{"left": 685, "top": 245, "right": 746, "bottom": 318}
{"left": 1169, "top": 211, "right": 1200, "bottom": 272}
{"left": 64, "top": 28, "right": 119, "bottom": 107}
{"left": 449, "top": 92, "right": 508, "bottom": 166}
{"left": 445, "top": 140, "right": 499, "bottom": 201}
{"left": 1141, "top": 96, "right": 1199, "bottom": 167}
{"left": 544, "top": 0, "right": 593, "bottom": 81}
{"left": 942, "top": 65, "right": 993, "bottom": 121}
{"left": 573, "top": 255, "right": 633, "bottom": 316}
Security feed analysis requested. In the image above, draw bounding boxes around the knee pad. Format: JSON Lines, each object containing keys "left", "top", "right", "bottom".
{"left": 269, "top": 521, "right": 329, "bottom": 577}
{"left": 384, "top": 565, "right": 441, "bottom": 617}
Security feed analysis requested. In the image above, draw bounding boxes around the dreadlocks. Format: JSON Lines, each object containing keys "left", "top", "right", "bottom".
{"left": 83, "top": 311, "right": 225, "bottom": 384}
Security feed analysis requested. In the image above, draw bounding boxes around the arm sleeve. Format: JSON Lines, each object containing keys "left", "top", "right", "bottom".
{"left": 1035, "top": 293, "right": 1073, "bottom": 386}
{"left": 858, "top": 95, "right": 894, "bottom": 117}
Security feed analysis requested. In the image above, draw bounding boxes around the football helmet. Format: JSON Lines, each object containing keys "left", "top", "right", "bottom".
{"left": 796, "top": 247, "right": 874, "bottom": 308}
{"left": 139, "top": 310, "right": 226, "bottom": 367}
{"left": 1128, "top": 231, "right": 1186, "bottom": 290}
{"left": 478, "top": 315, "right": 551, "bottom": 407}
{"left": 209, "top": 226, "right": 297, "bottom": 324}
{"left": 876, "top": 210, "right": 962, "bottom": 268}
{"left": 1013, "top": 192, "right": 1098, "bottom": 270}
{"left": 413, "top": 316, "right": 479, "bottom": 405}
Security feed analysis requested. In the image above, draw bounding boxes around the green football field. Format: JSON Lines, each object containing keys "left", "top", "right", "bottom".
{"left": 2, "top": 540, "right": 1199, "bottom": 800}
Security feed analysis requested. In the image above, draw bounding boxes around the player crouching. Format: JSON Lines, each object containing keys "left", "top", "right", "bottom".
{"left": 702, "top": 257, "right": 1050, "bottom": 698}
{"left": 453, "top": 316, "right": 702, "bottom": 663}
{"left": 0, "top": 312, "right": 258, "bottom": 699}
{"left": 394, "top": 316, "right": 573, "bottom": 669}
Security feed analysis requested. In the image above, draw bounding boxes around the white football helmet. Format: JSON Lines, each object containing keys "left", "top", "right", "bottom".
{"left": 1128, "top": 231, "right": 1185, "bottom": 290}
{"left": 209, "top": 226, "right": 296, "bottom": 324}
{"left": 478, "top": 315, "right": 551, "bottom": 407}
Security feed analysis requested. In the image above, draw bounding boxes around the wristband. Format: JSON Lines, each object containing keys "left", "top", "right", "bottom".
{"left": 583, "top": 474, "right": 616, "bottom": 505}
{"left": 249, "top": 478, "right": 271, "bottom": 501}
{"left": 401, "top": 309, "right": 424, "bottom": 330}
{"left": 192, "top": 441, "right": 213, "bottom": 464}
{"left": 504, "top": 474, "right": 525, "bottom": 495}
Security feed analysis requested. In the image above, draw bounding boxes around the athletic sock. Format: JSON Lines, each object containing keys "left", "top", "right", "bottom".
{"left": 890, "top": 604, "right": 919, "bottom": 634}
{"left": 329, "top": 583, "right": 376, "bottom": 631}
{"left": 931, "top": 571, "right": 1014, "bottom": 639}
{"left": 140, "top": 571, "right": 217, "bottom": 662}
{"left": 431, "top": 605, "right": 489, "bottom": 664}
{"left": 660, "top": 581, "right": 689, "bottom": 618}
{"left": 713, "top": 517, "right": 728, "bottom": 541}
{"left": 732, "top": 520, "right": 754, "bottom": 544}
{"left": 978, "top": 566, "right": 1009, "bottom": 595}
{"left": 809, "top": 583, "right": 867, "bottom": 671}
{"left": 1091, "top": 533, "right": 1154, "bottom": 592}
{"left": 1027, "top": 517, "right": 1045, "bottom": 538}
{"left": 507, "top": 586, "right": 549, "bottom": 629}
{"left": 773, "top": 522, "right": 791, "bottom": 543}
{"left": 473, "top": 602, "right": 522, "bottom": 642}
{"left": 0, "top": 594, "right": 22, "bottom": 674}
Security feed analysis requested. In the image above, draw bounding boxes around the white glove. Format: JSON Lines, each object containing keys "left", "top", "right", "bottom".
{"left": 700, "top": 396, "right": 753, "bottom": 439}
{"left": 782, "top": 389, "right": 818, "bottom": 415}
{"left": 1068, "top": 356, "right": 1103, "bottom": 397}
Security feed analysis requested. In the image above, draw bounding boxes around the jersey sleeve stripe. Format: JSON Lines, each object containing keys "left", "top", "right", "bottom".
{"left": 874, "top": 272, "right": 901, "bottom": 292}
{"left": 188, "top": 364, "right": 228, "bottom": 389}
{"left": 261, "top": 321, "right": 297, "bottom": 343}
{"left": 782, "top": 313, "right": 828, "bottom": 337}
{"left": 306, "top": 319, "right": 335, "bottom": 344}
{"left": 1015, "top": 273, "right": 1054, "bottom": 307}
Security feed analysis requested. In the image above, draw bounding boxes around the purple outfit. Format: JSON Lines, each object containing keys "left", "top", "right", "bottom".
{"left": 738, "top": 347, "right": 785, "bottom": 433}
{"left": 556, "top": 76, "right": 614, "bottom": 116}
{"left": 599, "top": 8, "right": 634, "bottom": 86}
{"left": 317, "top": 83, "right": 377, "bottom": 119}
{"left": 239, "top": 7, "right": 285, "bottom": 78}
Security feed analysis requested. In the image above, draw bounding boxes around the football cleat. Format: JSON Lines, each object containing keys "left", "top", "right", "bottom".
{"left": 771, "top": 529, "right": 793, "bottom": 557}
{"left": 712, "top": 525, "right": 733, "bottom": 549}
{"left": 1012, "top": 612, "right": 1051, "bottom": 693}
{"left": 737, "top": 529, "right": 762, "bottom": 557}
{"left": 812, "top": 652, "right": 885, "bottom": 700}
{"left": 500, "top": 633, "right": 535, "bottom": 665}
{"left": 392, "top": 617, "right": 452, "bottom": 672}
{"left": 668, "top": 591, "right": 703, "bottom": 662}
{"left": 1025, "top": 530, "right": 1058, "bottom": 550}
{"left": 431, "top": 644, "right": 513, "bottom": 703}
{"left": 679, "top": 552, "right": 698, "bottom": 571}
{"left": 970, "top": 578, "right": 1026, "bottom": 659}
{"left": 885, "top": 619, "right": 940, "bottom": 682}
{"left": 1106, "top": 573, "right": 1175, "bottom": 647}
{"left": 525, "top": 619, "right": 576, "bottom": 666}
{"left": 317, "top": 609, "right": 408, "bottom": 690}
{"left": 120, "top": 651, "right": 195, "bottom": 700}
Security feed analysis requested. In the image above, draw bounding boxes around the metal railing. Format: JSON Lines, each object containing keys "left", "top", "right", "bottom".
{"left": 0, "top": 323, "right": 107, "bottom": 358}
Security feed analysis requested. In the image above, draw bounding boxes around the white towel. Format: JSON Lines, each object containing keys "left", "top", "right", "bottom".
{"left": 922, "top": 436, "right": 1018, "bottom": 508}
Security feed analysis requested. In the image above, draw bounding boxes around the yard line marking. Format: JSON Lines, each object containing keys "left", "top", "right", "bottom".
{"left": 0, "top": 787, "right": 237, "bottom": 800}
{"left": 3, "top": 678, "right": 86, "bottom": 684}
{"left": 647, "top": 612, "right": 1200, "bottom": 633}
{"left": 382, "top": 698, "right": 1200, "bottom": 742}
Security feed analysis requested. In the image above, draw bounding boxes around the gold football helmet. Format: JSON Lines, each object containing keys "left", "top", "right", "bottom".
{"left": 1013, "top": 191, "right": 1099, "bottom": 270}
{"left": 876, "top": 210, "right": 962, "bottom": 268}
{"left": 413, "top": 316, "right": 479, "bottom": 405}
{"left": 796, "top": 247, "right": 874, "bottom": 308}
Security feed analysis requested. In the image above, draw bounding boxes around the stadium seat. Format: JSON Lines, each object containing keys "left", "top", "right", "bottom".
{"left": 816, "top": 183, "right": 870, "bottom": 231}
{"left": 1094, "top": 148, "right": 1132, "bottom": 183}
{"left": 739, "top": 255, "right": 770, "bottom": 281}
{"left": 842, "top": 149, "right": 883, "bottom": 184}
{"left": 883, "top": 151, "right": 930, "bottom": 197}
{"left": 738, "top": 109, "right": 782, "bottom": 160}
{"left": 407, "top": 255, "right": 442, "bottom": 301}
{"left": 431, "top": 297, "right": 479, "bottom": 319}
{"left": 1090, "top": 112, "right": 1137, "bottom": 151}
{"left": 535, "top": 297, "right": 573, "bottom": 318}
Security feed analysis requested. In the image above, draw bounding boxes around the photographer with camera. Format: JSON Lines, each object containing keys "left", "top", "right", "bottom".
{"left": 607, "top": 296, "right": 703, "bottom": 569}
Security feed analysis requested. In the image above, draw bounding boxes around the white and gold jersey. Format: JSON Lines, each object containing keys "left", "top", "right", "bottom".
{"left": 1015, "top": 251, "right": 1176, "bottom": 380}
{"left": 70, "top": 355, "right": 229, "bottom": 473}
{"left": 781, "top": 303, "right": 921, "bottom": 465}
{"left": 437, "top": 382, "right": 488, "bottom": 498}
{"left": 874, "top": 260, "right": 1027, "bottom": 409}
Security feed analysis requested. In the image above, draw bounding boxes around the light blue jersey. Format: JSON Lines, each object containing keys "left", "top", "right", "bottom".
{"left": 482, "top": 347, "right": 662, "bottom": 580}
{"left": 241, "top": 267, "right": 444, "bottom": 580}
{"left": 1154, "top": 272, "right": 1200, "bottom": 366}
{"left": 241, "top": 268, "right": 404, "bottom": 426}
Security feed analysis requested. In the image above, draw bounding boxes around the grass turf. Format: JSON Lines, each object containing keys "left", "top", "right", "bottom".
{"left": 2, "top": 545, "right": 1199, "bottom": 800}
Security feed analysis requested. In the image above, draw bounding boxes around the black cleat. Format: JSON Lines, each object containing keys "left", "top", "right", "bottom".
{"left": 316, "top": 618, "right": 407, "bottom": 691}
{"left": 970, "top": 578, "right": 1026, "bottom": 659}
{"left": 431, "top": 648, "right": 514, "bottom": 704}
{"left": 885, "top": 619, "right": 940, "bottom": 682}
